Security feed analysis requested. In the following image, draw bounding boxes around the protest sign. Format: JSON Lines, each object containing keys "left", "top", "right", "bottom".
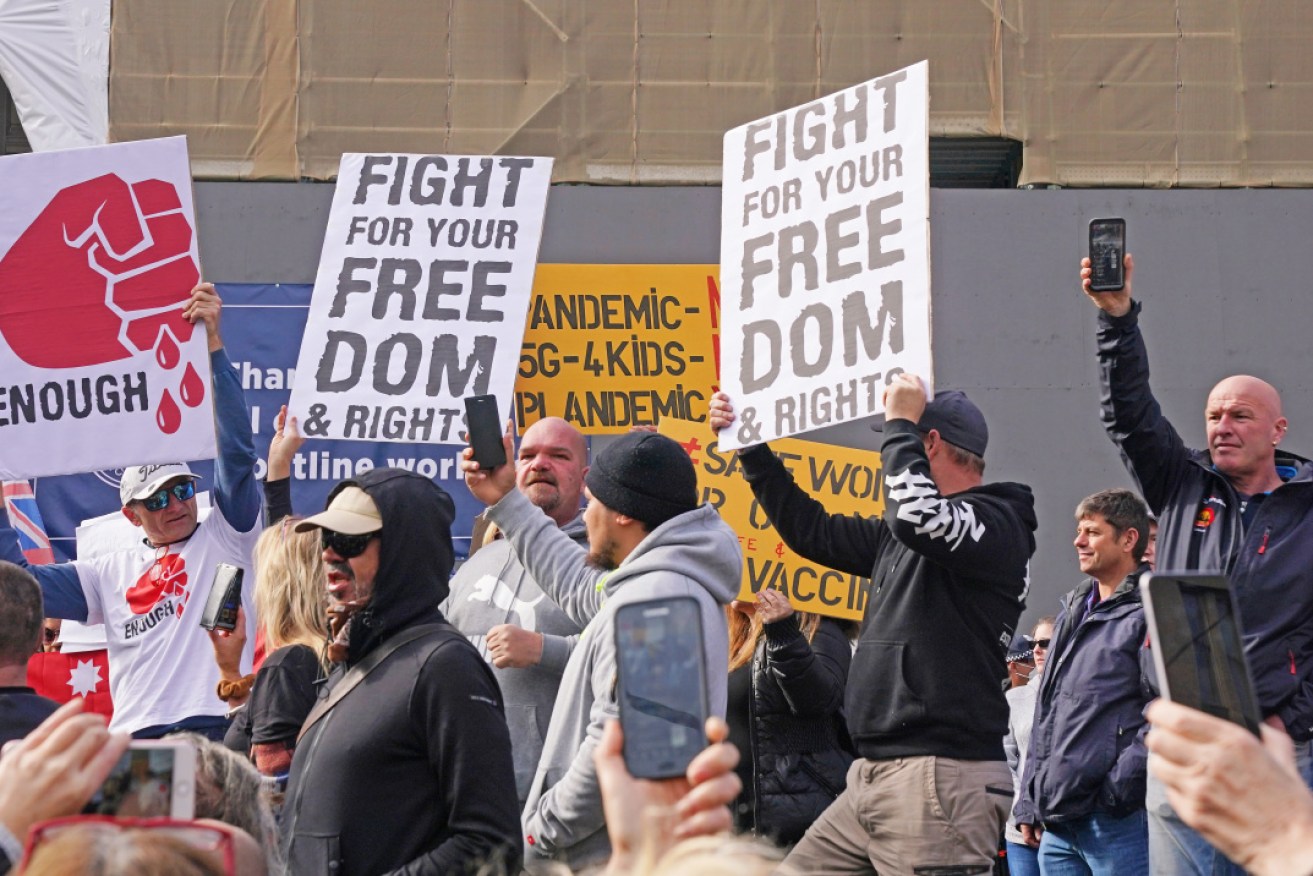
{"left": 660, "top": 416, "right": 881, "bottom": 621}
{"left": 718, "top": 61, "right": 932, "bottom": 450}
{"left": 516, "top": 265, "right": 721, "bottom": 433}
{"left": 0, "top": 136, "right": 215, "bottom": 478}
{"left": 289, "top": 154, "right": 553, "bottom": 443}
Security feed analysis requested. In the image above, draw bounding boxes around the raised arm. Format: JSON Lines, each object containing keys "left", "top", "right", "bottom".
{"left": 1085, "top": 255, "right": 1193, "bottom": 513}
{"left": 189, "top": 284, "right": 260, "bottom": 534}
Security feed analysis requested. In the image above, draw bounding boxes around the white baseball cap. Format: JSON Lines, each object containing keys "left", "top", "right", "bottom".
{"left": 119, "top": 463, "right": 200, "bottom": 506}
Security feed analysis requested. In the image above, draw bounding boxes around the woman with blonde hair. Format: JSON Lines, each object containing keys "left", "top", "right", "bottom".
{"left": 212, "top": 409, "right": 328, "bottom": 778}
{"left": 725, "top": 588, "right": 855, "bottom": 847}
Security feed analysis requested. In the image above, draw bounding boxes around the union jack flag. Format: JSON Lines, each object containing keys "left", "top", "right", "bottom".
{"left": 2, "top": 480, "right": 55, "bottom": 564}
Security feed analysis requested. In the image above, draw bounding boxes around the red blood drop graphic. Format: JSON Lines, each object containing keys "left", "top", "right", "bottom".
{"left": 156, "top": 389, "right": 181, "bottom": 434}
{"left": 180, "top": 362, "right": 205, "bottom": 408}
{"left": 155, "top": 331, "right": 180, "bottom": 369}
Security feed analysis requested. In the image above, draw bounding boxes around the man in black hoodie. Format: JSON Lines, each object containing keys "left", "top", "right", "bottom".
{"left": 712, "top": 375, "right": 1036, "bottom": 876}
{"left": 280, "top": 468, "right": 521, "bottom": 875}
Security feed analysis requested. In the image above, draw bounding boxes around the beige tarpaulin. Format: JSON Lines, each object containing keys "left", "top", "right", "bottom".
{"left": 108, "top": 0, "right": 1313, "bottom": 186}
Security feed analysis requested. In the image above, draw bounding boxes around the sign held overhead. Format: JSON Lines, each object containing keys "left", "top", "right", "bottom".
{"left": 718, "top": 62, "right": 932, "bottom": 450}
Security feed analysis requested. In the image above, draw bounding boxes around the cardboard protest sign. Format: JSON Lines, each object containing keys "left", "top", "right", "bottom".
{"left": 660, "top": 416, "right": 882, "bottom": 622}
{"left": 718, "top": 61, "right": 932, "bottom": 450}
{"left": 515, "top": 265, "right": 721, "bottom": 433}
{"left": 0, "top": 136, "right": 214, "bottom": 479}
{"left": 289, "top": 154, "right": 553, "bottom": 443}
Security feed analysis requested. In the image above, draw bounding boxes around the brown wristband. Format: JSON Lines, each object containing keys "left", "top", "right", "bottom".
{"left": 217, "top": 674, "right": 255, "bottom": 703}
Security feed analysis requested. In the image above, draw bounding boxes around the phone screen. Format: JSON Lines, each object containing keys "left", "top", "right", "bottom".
{"left": 83, "top": 744, "right": 196, "bottom": 818}
{"left": 614, "top": 597, "right": 709, "bottom": 779}
{"left": 1088, "top": 218, "right": 1126, "bottom": 291}
{"left": 1141, "top": 572, "right": 1262, "bottom": 735}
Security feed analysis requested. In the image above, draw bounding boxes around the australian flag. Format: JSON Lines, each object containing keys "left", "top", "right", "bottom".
{"left": 3, "top": 480, "right": 55, "bottom": 564}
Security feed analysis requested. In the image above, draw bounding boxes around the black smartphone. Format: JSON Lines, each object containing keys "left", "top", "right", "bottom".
{"left": 1140, "top": 572, "right": 1262, "bottom": 736}
{"left": 1088, "top": 217, "right": 1127, "bottom": 291}
{"left": 199, "top": 562, "right": 243, "bottom": 633}
{"left": 464, "top": 394, "right": 507, "bottom": 469}
{"left": 614, "top": 596, "right": 709, "bottom": 779}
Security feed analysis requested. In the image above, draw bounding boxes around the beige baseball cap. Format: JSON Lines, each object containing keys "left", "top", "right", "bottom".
{"left": 294, "top": 486, "right": 382, "bottom": 535}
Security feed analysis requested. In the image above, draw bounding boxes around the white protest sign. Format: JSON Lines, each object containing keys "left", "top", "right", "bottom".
{"left": 289, "top": 154, "right": 553, "bottom": 443}
{"left": 718, "top": 62, "right": 931, "bottom": 450}
{"left": 0, "top": 136, "right": 216, "bottom": 479}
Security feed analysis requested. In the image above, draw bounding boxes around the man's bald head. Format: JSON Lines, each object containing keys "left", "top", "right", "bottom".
{"left": 516, "top": 418, "right": 589, "bottom": 526}
{"left": 1205, "top": 374, "right": 1288, "bottom": 489}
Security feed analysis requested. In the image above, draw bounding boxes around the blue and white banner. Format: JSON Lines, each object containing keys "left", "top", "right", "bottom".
{"left": 31, "top": 283, "right": 496, "bottom": 560}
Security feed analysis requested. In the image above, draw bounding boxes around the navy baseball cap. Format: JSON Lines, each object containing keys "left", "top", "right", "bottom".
{"left": 872, "top": 389, "right": 988, "bottom": 457}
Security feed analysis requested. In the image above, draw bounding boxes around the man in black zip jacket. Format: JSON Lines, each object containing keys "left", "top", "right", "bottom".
{"left": 280, "top": 469, "right": 521, "bottom": 876}
{"left": 1085, "top": 253, "right": 1313, "bottom": 876}
{"left": 711, "top": 375, "right": 1036, "bottom": 876}
{"left": 1015, "top": 489, "right": 1153, "bottom": 873}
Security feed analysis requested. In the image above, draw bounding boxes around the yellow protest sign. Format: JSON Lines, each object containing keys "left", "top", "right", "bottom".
{"left": 514, "top": 265, "right": 721, "bottom": 434}
{"left": 659, "top": 417, "right": 882, "bottom": 622}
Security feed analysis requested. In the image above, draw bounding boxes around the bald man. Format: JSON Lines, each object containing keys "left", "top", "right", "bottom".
{"left": 1085, "top": 254, "right": 1313, "bottom": 876}
{"left": 442, "top": 417, "right": 589, "bottom": 807}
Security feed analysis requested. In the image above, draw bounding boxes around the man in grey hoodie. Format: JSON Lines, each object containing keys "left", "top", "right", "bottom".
{"left": 463, "top": 430, "right": 740, "bottom": 873}
{"left": 443, "top": 417, "right": 589, "bottom": 806}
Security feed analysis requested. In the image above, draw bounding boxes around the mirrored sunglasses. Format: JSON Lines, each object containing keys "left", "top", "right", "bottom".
{"left": 141, "top": 481, "right": 196, "bottom": 512}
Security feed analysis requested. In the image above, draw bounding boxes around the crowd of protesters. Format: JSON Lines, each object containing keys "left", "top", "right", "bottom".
{"left": 0, "top": 250, "right": 1310, "bottom": 876}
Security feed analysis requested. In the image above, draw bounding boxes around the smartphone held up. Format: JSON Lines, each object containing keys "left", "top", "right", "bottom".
{"left": 82, "top": 740, "right": 197, "bottom": 819}
{"left": 1088, "top": 218, "right": 1126, "bottom": 292}
{"left": 464, "top": 394, "right": 507, "bottom": 470}
{"left": 614, "top": 597, "right": 710, "bottom": 780}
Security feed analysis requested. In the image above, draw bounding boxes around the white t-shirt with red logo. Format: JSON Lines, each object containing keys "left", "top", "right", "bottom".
{"left": 74, "top": 510, "right": 258, "bottom": 734}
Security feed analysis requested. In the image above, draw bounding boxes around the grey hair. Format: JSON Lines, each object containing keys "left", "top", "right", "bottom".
{"left": 174, "top": 733, "right": 284, "bottom": 874}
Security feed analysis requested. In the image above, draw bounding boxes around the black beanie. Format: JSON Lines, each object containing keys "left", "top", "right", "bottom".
{"left": 584, "top": 432, "right": 699, "bottom": 529}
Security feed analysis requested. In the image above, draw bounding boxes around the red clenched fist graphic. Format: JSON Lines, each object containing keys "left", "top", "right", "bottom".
{"left": 0, "top": 173, "right": 199, "bottom": 368}
{"left": 127, "top": 553, "right": 190, "bottom": 616}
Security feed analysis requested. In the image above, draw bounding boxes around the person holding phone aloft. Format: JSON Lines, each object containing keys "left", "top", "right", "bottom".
{"left": 1084, "top": 252, "right": 1313, "bottom": 876}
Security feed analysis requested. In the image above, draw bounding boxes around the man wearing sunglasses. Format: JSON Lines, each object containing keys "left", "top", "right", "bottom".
{"left": 0, "top": 283, "right": 262, "bottom": 741}
{"left": 281, "top": 468, "right": 520, "bottom": 876}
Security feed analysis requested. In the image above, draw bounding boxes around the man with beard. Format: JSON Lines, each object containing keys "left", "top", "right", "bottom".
{"left": 280, "top": 469, "right": 520, "bottom": 876}
{"left": 463, "top": 431, "right": 739, "bottom": 873}
{"left": 443, "top": 417, "right": 590, "bottom": 807}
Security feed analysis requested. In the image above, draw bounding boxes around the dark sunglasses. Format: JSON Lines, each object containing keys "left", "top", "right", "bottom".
{"left": 321, "top": 528, "right": 379, "bottom": 559}
{"left": 140, "top": 480, "right": 196, "bottom": 512}
{"left": 1032, "top": 638, "right": 1052, "bottom": 650}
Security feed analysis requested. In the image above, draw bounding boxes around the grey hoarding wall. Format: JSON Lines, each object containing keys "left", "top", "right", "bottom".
{"left": 196, "top": 182, "right": 1313, "bottom": 630}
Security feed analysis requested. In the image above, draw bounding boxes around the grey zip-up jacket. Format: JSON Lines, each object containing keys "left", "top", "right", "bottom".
{"left": 487, "top": 489, "right": 740, "bottom": 873}
{"left": 1099, "top": 302, "right": 1313, "bottom": 739}
{"left": 442, "top": 513, "right": 586, "bottom": 805}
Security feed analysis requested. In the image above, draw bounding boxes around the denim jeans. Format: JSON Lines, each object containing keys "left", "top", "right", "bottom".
{"left": 1038, "top": 810, "right": 1148, "bottom": 876}
{"left": 1147, "top": 737, "right": 1313, "bottom": 875}
{"left": 1004, "top": 840, "right": 1040, "bottom": 876}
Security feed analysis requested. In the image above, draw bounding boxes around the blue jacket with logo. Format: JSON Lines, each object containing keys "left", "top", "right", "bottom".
{"left": 1098, "top": 302, "right": 1313, "bottom": 740}
{"left": 1015, "top": 569, "right": 1152, "bottom": 825}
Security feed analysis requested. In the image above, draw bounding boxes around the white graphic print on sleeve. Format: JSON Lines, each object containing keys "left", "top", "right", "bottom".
{"left": 887, "top": 469, "right": 986, "bottom": 550}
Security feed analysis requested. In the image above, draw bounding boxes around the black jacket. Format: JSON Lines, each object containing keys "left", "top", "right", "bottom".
{"left": 738, "top": 419, "right": 1036, "bottom": 760}
{"left": 1016, "top": 569, "right": 1152, "bottom": 825}
{"left": 1099, "top": 303, "right": 1313, "bottom": 740}
{"left": 280, "top": 469, "right": 521, "bottom": 876}
{"left": 738, "top": 615, "right": 855, "bottom": 845}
